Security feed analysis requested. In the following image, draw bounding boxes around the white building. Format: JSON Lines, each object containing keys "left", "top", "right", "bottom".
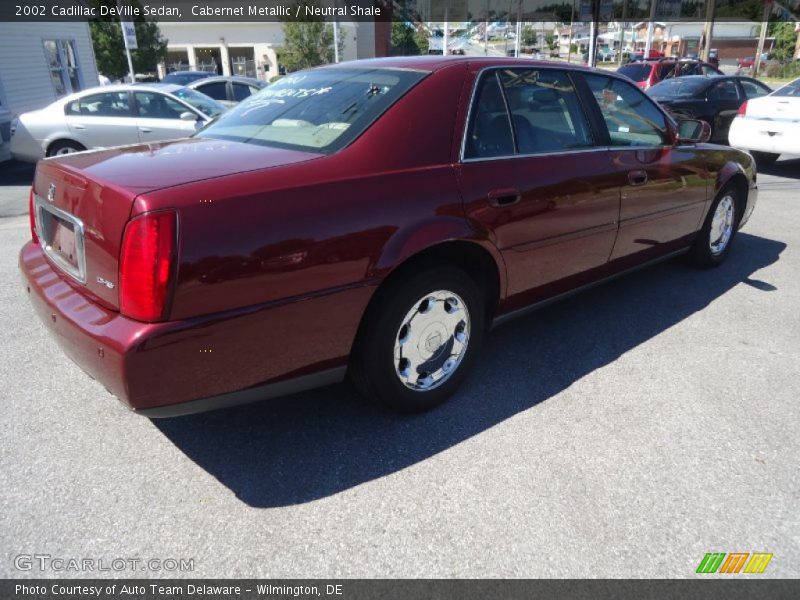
{"left": 157, "top": 22, "right": 379, "bottom": 81}
{"left": 0, "top": 22, "right": 99, "bottom": 160}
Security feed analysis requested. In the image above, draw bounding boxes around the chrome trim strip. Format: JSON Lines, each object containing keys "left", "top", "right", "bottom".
{"left": 34, "top": 195, "right": 87, "bottom": 284}
{"left": 136, "top": 366, "right": 348, "bottom": 418}
{"left": 461, "top": 146, "right": 609, "bottom": 163}
{"left": 490, "top": 248, "right": 688, "bottom": 330}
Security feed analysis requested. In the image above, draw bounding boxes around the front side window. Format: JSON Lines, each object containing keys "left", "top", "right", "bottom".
{"left": 172, "top": 87, "right": 226, "bottom": 117}
{"left": 585, "top": 74, "right": 669, "bottom": 147}
{"left": 65, "top": 92, "right": 131, "bottom": 117}
{"left": 618, "top": 63, "right": 652, "bottom": 83}
{"left": 43, "top": 40, "right": 81, "bottom": 97}
{"left": 134, "top": 92, "right": 187, "bottom": 120}
{"left": 197, "top": 68, "right": 426, "bottom": 153}
{"left": 232, "top": 83, "right": 254, "bottom": 101}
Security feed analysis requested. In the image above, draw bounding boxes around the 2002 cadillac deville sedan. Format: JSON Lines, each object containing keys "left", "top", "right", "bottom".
{"left": 20, "top": 57, "right": 757, "bottom": 417}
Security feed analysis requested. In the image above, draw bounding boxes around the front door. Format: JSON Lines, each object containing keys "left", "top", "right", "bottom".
{"left": 581, "top": 73, "right": 708, "bottom": 261}
{"left": 133, "top": 91, "right": 199, "bottom": 144}
{"left": 458, "top": 67, "right": 620, "bottom": 299}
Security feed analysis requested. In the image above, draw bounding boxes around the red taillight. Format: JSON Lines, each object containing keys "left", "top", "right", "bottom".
{"left": 119, "top": 210, "right": 177, "bottom": 322}
{"left": 738, "top": 101, "right": 748, "bottom": 117}
{"left": 29, "top": 188, "right": 38, "bottom": 244}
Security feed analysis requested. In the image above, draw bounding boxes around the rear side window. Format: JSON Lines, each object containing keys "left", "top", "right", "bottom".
{"left": 658, "top": 63, "right": 677, "bottom": 79}
{"left": 195, "top": 81, "right": 228, "bottom": 101}
{"left": 739, "top": 80, "right": 769, "bottom": 99}
{"left": 496, "top": 69, "right": 593, "bottom": 153}
{"left": 585, "top": 74, "right": 669, "bottom": 147}
{"left": 65, "top": 92, "right": 131, "bottom": 117}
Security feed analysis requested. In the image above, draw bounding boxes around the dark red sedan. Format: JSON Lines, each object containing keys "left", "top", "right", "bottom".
{"left": 20, "top": 57, "right": 758, "bottom": 417}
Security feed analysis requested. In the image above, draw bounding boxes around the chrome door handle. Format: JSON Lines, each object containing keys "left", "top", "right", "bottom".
{"left": 139, "top": 128, "right": 152, "bottom": 133}
{"left": 627, "top": 170, "right": 648, "bottom": 186}
{"left": 73, "top": 124, "right": 86, "bottom": 130}
{"left": 488, "top": 188, "right": 521, "bottom": 207}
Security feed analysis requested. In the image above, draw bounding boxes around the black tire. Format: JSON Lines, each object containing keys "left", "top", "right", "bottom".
{"left": 751, "top": 151, "right": 779, "bottom": 167}
{"left": 686, "top": 184, "right": 741, "bottom": 268}
{"left": 46, "top": 140, "right": 86, "bottom": 157}
{"left": 349, "top": 266, "right": 486, "bottom": 412}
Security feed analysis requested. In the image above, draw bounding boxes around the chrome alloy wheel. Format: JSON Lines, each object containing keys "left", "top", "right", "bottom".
{"left": 709, "top": 194, "right": 735, "bottom": 256}
{"left": 393, "top": 290, "right": 471, "bottom": 391}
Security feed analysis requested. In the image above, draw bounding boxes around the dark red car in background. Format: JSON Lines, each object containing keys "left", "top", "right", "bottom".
{"left": 618, "top": 58, "right": 723, "bottom": 90}
{"left": 20, "top": 57, "right": 758, "bottom": 417}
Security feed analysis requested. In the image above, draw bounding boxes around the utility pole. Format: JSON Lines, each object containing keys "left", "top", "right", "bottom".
{"left": 701, "top": 0, "right": 716, "bottom": 62}
{"left": 643, "top": 0, "right": 657, "bottom": 58}
{"left": 753, "top": 2, "right": 772, "bottom": 77}
{"left": 618, "top": 0, "right": 627, "bottom": 66}
{"left": 515, "top": 0, "right": 522, "bottom": 58}
{"left": 443, "top": 1, "right": 449, "bottom": 56}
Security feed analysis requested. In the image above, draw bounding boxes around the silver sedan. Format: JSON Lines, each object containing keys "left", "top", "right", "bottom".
{"left": 10, "top": 83, "right": 227, "bottom": 162}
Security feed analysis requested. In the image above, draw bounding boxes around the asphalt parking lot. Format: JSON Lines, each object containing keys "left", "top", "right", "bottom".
{"left": 0, "top": 158, "right": 798, "bottom": 578}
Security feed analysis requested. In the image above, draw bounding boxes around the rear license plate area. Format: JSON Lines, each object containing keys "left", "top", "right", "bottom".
{"left": 35, "top": 196, "right": 86, "bottom": 283}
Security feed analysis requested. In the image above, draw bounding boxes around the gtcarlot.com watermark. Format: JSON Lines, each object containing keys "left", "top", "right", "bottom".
{"left": 14, "top": 554, "right": 194, "bottom": 573}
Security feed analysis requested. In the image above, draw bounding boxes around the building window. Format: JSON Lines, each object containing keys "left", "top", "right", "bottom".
{"left": 43, "top": 40, "right": 82, "bottom": 97}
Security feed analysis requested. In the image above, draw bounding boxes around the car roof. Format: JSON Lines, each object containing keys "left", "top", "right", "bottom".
{"left": 165, "top": 71, "right": 208, "bottom": 76}
{"left": 322, "top": 55, "right": 615, "bottom": 78}
{"left": 188, "top": 75, "right": 265, "bottom": 86}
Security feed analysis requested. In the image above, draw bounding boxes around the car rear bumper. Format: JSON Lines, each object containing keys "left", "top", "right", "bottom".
{"left": 20, "top": 241, "right": 373, "bottom": 415}
{"left": 729, "top": 117, "right": 800, "bottom": 155}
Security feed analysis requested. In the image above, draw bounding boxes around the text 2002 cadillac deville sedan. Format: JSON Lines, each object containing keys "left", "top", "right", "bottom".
{"left": 20, "top": 57, "right": 757, "bottom": 417}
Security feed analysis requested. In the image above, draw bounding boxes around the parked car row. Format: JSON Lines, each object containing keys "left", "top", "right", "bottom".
{"left": 9, "top": 75, "right": 266, "bottom": 162}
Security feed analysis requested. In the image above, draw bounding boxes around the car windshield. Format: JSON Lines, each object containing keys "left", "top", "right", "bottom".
{"left": 196, "top": 68, "right": 427, "bottom": 153}
{"left": 649, "top": 78, "right": 709, "bottom": 98}
{"left": 618, "top": 64, "right": 651, "bottom": 82}
{"left": 772, "top": 78, "right": 800, "bottom": 97}
{"left": 172, "top": 87, "right": 227, "bottom": 117}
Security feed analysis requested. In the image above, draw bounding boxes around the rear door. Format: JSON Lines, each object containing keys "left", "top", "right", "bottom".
{"left": 707, "top": 79, "right": 743, "bottom": 142}
{"left": 458, "top": 67, "right": 620, "bottom": 298}
{"left": 64, "top": 91, "right": 139, "bottom": 149}
{"left": 580, "top": 73, "right": 708, "bottom": 261}
{"left": 133, "top": 91, "right": 200, "bottom": 143}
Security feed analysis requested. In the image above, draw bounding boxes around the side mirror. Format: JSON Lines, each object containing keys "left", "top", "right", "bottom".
{"left": 676, "top": 118, "right": 711, "bottom": 144}
{"left": 180, "top": 111, "right": 199, "bottom": 122}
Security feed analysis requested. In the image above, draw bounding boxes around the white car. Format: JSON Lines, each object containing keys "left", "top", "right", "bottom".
{"left": 728, "top": 77, "right": 800, "bottom": 165}
{"left": 10, "top": 83, "right": 226, "bottom": 162}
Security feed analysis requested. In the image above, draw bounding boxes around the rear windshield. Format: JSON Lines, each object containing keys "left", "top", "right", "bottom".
{"left": 649, "top": 78, "right": 709, "bottom": 98}
{"left": 196, "top": 68, "right": 426, "bottom": 153}
{"left": 618, "top": 64, "right": 651, "bottom": 82}
{"left": 772, "top": 78, "right": 800, "bottom": 97}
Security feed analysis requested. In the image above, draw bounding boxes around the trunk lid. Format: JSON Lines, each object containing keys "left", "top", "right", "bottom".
{"left": 743, "top": 96, "right": 800, "bottom": 121}
{"left": 32, "top": 137, "right": 321, "bottom": 311}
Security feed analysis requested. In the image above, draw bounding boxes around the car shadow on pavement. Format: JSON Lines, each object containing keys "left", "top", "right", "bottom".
{"left": 154, "top": 232, "right": 785, "bottom": 508}
{"left": 757, "top": 157, "right": 800, "bottom": 179}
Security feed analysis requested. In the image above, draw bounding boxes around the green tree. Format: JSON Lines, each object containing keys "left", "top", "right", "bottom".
{"left": 280, "top": 1, "right": 342, "bottom": 72}
{"left": 545, "top": 32, "right": 557, "bottom": 51}
{"left": 770, "top": 22, "right": 798, "bottom": 62}
{"left": 521, "top": 26, "right": 538, "bottom": 47}
{"left": 88, "top": 1, "right": 167, "bottom": 79}
{"left": 391, "top": 22, "right": 426, "bottom": 56}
